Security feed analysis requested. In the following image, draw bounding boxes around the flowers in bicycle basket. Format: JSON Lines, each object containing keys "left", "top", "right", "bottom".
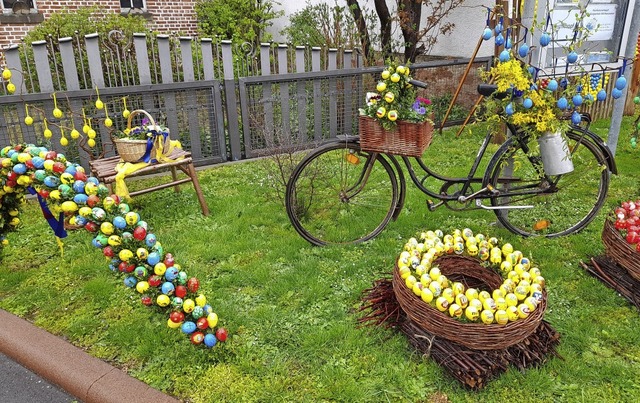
{"left": 115, "top": 116, "right": 170, "bottom": 141}
{"left": 360, "top": 62, "right": 433, "bottom": 131}
{"left": 477, "top": 52, "right": 601, "bottom": 139}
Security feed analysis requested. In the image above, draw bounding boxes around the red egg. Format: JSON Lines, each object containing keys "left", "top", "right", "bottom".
{"left": 86, "top": 195, "right": 101, "bottom": 208}
{"left": 25, "top": 160, "right": 35, "bottom": 169}
{"left": 164, "top": 253, "right": 175, "bottom": 267}
{"left": 52, "top": 161, "right": 66, "bottom": 173}
{"left": 45, "top": 151, "right": 57, "bottom": 160}
{"left": 175, "top": 285, "right": 187, "bottom": 298}
{"left": 187, "top": 277, "right": 199, "bottom": 293}
{"left": 84, "top": 221, "right": 98, "bottom": 232}
{"left": 7, "top": 171, "right": 18, "bottom": 181}
{"left": 74, "top": 171, "right": 88, "bottom": 181}
{"left": 141, "top": 295, "right": 153, "bottom": 306}
{"left": 170, "top": 311, "right": 185, "bottom": 323}
{"left": 109, "top": 194, "right": 121, "bottom": 205}
{"left": 148, "top": 275, "right": 162, "bottom": 287}
{"left": 133, "top": 226, "right": 147, "bottom": 241}
{"left": 190, "top": 331, "right": 205, "bottom": 345}
{"left": 215, "top": 327, "right": 228, "bottom": 342}
{"left": 38, "top": 189, "right": 50, "bottom": 198}
{"left": 196, "top": 317, "right": 209, "bottom": 330}
{"left": 103, "top": 246, "right": 114, "bottom": 257}
{"left": 626, "top": 231, "right": 639, "bottom": 244}
{"left": 5, "top": 180, "right": 16, "bottom": 188}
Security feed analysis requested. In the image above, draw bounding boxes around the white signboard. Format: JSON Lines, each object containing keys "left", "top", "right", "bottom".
{"left": 551, "top": 3, "right": 618, "bottom": 42}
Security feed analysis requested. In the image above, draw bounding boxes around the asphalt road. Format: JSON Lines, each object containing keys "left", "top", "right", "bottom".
{"left": 0, "top": 352, "right": 78, "bottom": 403}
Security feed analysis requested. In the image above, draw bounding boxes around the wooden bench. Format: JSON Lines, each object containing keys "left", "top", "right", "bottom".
{"left": 89, "top": 148, "right": 210, "bottom": 216}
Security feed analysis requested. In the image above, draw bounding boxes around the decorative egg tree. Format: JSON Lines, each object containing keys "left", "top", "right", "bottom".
{"left": 0, "top": 144, "right": 227, "bottom": 348}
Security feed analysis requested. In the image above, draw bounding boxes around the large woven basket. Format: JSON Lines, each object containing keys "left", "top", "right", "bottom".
{"left": 392, "top": 255, "right": 547, "bottom": 350}
{"left": 114, "top": 109, "right": 171, "bottom": 163}
{"left": 602, "top": 219, "right": 640, "bottom": 281}
{"left": 358, "top": 115, "right": 433, "bottom": 157}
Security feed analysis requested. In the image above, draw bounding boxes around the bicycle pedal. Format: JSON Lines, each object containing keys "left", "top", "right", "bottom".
{"left": 426, "top": 199, "right": 443, "bottom": 211}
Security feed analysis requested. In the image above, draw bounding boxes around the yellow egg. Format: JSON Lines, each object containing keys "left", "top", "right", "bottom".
{"left": 136, "top": 248, "right": 149, "bottom": 259}
{"left": 405, "top": 275, "right": 417, "bottom": 289}
{"left": 494, "top": 310, "right": 509, "bottom": 325}
{"left": 506, "top": 305, "right": 519, "bottom": 321}
{"left": 492, "top": 289, "right": 505, "bottom": 301}
{"left": 520, "top": 271, "right": 532, "bottom": 283}
{"left": 390, "top": 73, "right": 401, "bottom": 83}
{"left": 79, "top": 206, "right": 92, "bottom": 217}
{"left": 465, "top": 306, "right": 479, "bottom": 321}
{"left": 429, "top": 281, "right": 442, "bottom": 297}
{"left": 479, "top": 247, "right": 490, "bottom": 261}
{"left": 154, "top": 262, "right": 167, "bottom": 276}
{"left": 495, "top": 297, "right": 507, "bottom": 311}
{"left": 376, "top": 81, "right": 387, "bottom": 92}
{"left": 467, "top": 244, "right": 478, "bottom": 256}
{"left": 469, "top": 298, "right": 483, "bottom": 311}
{"left": 514, "top": 286, "right": 528, "bottom": 301}
{"left": 533, "top": 275, "right": 546, "bottom": 288}
{"left": 156, "top": 294, "right": 171, "bottom": 307}
{"left": 520, "top": 258, "right": 531, "bottom": 270}
{"left": 118, "top": 249, "right": 133, "bottom": 261}
{"left": 478, "top": 290, "right": 491, "bottom": 303}
{"left": 437, "top": 274, "right": 449, "bottom": 289}
{"left": 524, "top": 297, "right": 538, "bottom": 312}
{"left": 529, "top": 267, "right": 541, "bottom": 277}
{"left": 508, "top": 270, "right": 520, "bottom": 284}
{"left": 449, "top": 303, "right": 463, "bottom": 318}
{"left": 435, "top": 297, "right": 449, "bottom": 312}
{"left": 501, "top": 243, "right": 514, "bottom": 257}
{"left": 482, "top": 297, "right": 497, "bottom": 312}
{"left": 412, "top": 282, "right": 423, "bottom": 297}
{"left": 399, "top": 266, "right": 411, "bottom": 280}
{"left": 500, "top": 260, "right": 512, "bottom": 273}
{"left": 517, "top": 304, "right": 530, "bottom": 319}
{"left": 462, "top": 228, "right": 473, "bottom": 240}
{"left": 442, "top": 288, "right": 454, "bottom": 303}
{"left": 207, "top": 312, "right": 219, "bottom": 328}
{"left": 108, "top": 235, "right": 121, "bottom": 246}
{"left": 61, "top": 201, "right": 78, "bottom": 213}
{"left": 381, "top": 70, "right": 390, "bottom": 79}
{"left": 421, "top": 287, "right": 434, "bottom": 303}
{"left": 100, "top": 222, "right": 114, "bottom": 235}
{"left": 136, "top": 281, "right": 149, "bottom": 293}
{"left": 465, "top": 288, "right": 479, "bottom": 301}
{"left": 167, "top": 318, "right": 182, "bottom": 329}
{"left": 429, "top": 267, "right": 441, "bottom": 281}
{"left": 384, "top": 92, "right": 395, "bottom": 103}
{"left": 451, "top": 282, "right": 464, "bottom": 296}
{"left": 480, "top": 309, "right": 494, "bottom": 324}
{"left": 455, "top": 293, "right": 469, "bottom": 309}
{"left": 195, "top": 294, "right": 207, "bottom": 307}
{"left": 505, "top": 293, "right": 519, "bottom": 307}
{"left": 183, "top": 299, "right": 195, "bottom": 313}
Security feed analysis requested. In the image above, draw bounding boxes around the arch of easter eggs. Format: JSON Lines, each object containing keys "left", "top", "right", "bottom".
{"left": 0, "top": 144, "right": 226, "bottom": 347}
{"left": 397, "top": 228, "right": 546, "bottom": 325}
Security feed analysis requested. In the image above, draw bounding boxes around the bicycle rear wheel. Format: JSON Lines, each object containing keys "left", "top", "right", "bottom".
{"left": 486, "top": 128, "right": 609, "bottom": 237}
{"left": 285, "top": 140, "right": 399, "bottom": 246}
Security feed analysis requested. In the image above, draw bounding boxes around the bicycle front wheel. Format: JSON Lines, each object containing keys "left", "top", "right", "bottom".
{"left": 285, "top": 140, "right": 399, "bottom": 246}
{"left": 487, "top": 128, "right": 610, "bottom": 237}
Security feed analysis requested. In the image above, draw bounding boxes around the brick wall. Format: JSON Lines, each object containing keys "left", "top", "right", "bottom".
{"left": 0, "top": 0, "right": 198, "bottom": 49}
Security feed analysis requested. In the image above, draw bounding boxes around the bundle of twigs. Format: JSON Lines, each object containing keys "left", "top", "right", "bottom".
{"left": 581, "top": 256, "right": 640, "bottom": 310}
{"left": 359, "top": 279, "right": 561, "bottom": 390}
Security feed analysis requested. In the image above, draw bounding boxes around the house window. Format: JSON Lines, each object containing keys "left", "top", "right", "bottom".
{"left": 120, "top": 0, "right": 146, "bottom": 10}
{"left": 2, "top": 0, "right": 36, "bottom": 14}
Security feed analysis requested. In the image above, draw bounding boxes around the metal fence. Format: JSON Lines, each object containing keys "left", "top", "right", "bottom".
{"left": 1, "top": 31, "right": 497, "bottom": 171}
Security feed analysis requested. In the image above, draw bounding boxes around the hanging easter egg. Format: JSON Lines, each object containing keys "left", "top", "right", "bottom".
{"left": 518, "top": 43, "right": 529, "bottom": 58}
{"left": 540, "top": 32, "right": 551, "bottom": 47}
{"left": 187, "top": 277, "right": 200, "bottom": 293}
{"left": 43, "top": 176, "right": 60, "bottom": 188}
{"left": 567, "top": 51, "right": 578, "bottom": 64}
{"left": 175, "top": 285, "right": 187, "bottom": 298}
{"left": 571, "top": 111, "right": 582, "bottom": 125}
{"left": 494, "top": 21, "right": 503, "bottom": 34}
{"left": 482, "top": 27, "right": 493, "bottom": 40}
{"left": 557, "top": 97, "right": 568, "bottom": 110}
{"left": 181, "top": 321, "right": 196, "bottom": 334}
{"left": 505, "top": 102, "right": 514, "bottom": 116}
{"left": 203, "top": 334, "right": 217, "bottom": 348}
{"left": 384, "top": 92, "right": 394, "bottom": 103}
{"left": 12, "top": 163, "right": 27, "bottom": 174}
{"left": 72, "top": 193, "right": 88, "bottom": 206}
{"left": 124, "top": 276, "right": 137, "bottom": 288}
{"left": 495, "top": 33, "right": 505, "bottom": 46}
{"left": 523, "top": 98, "right": 533, "bottom": 109}
{"left": 52, "top": 162, "right": 65, "bottom": 174}
{"left": 499, "top": 50, "right": 510, "bottom": 62}
{"left": 615, "top": 76, "right": 626, "bottom": 90}
{"left": 634, "top": 96, "right": 640, "bottom": 104}
{"left": 547, "top": 79, "right": 558, "bottom": 91}
{"left": 572, "top": 94, "right": 583, "bottom": 107}
{"left": 612, "top": 88, "right": 623, "bottom": 99}
{"left": 505, "top": 38, "right": 512, "bottom": 49}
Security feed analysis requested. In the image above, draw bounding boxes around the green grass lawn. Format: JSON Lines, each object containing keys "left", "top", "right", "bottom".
{"left": 1, "top": 118, "right": 640, "bottom": 402}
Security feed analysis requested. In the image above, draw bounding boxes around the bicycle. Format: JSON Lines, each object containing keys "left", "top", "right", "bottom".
{"left": 285, "top": 81, "right": 617, "bottom": 246}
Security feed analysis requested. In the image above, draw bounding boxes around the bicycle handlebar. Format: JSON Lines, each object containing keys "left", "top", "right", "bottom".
{"left": 409, "top": 79, "right": 428, "bottom": 89}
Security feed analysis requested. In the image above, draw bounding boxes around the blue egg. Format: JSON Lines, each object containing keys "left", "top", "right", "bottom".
{"left": 43, "top": 176, "right": 60, "bottom": 188}
{"left": 72, "top": 180, "right": 86, "bottom": 194}
{"left": 203, "top": 304, "right": 213, "bottom": 315}
{"left": 494, "top": 22, "right": 503, "bottom": 33}
{"left": 181, "top": 321, "right": 197, "bottom": 334}
{"left": 597, "top": 89, "right": 607, "bottom": 101}
{"left": 571, "top": 111, "right": 582, "bottom": 125}
{"left": 121, "top": 231, "right": 133, "bottom": 241}
{"left": 518, "top": 43, "right": 529, "bottom": 58}
{"left": 540, "top": 32, "right": 551, "bottom": 47}
{"left": 64, "top": 165, "right": 77, "bottom": 176}
{"left": 161, "top": 282, "right": 175, "bottom": 295}
{"left": 557, "top": 97, "right": 568, "bottom": 110}
{"left": 124, "top": 276, "right": 138, "bottom": 288}
{"left": 615, "top": 76, "right": 626, "bottom": 90}
{"left": 560, "top": 78, "right": 568, "bottom": 89}
{"left": 147, "top": 252, "right": 161, "bottom": 266}
{"left": 113, "top": 216, "right": 127, "bottom": 229}
{"left": 523, "top": 98, "right": 533, "bottom": 109}
{"left": 567, "top": 51, "right": 578, "bottom": 64}
{"left": 505, "top": 38, "right": 512, "bottom": 49}
{"left": 145, "top": 233, "right": 157, "bottom": 247}
{"left": 505, "top": 102, "right": 514, "bottom": 116}
{"left": 12, "top": 163, "right": 27, "bottom": 174}
{"left": 75, "top": 215, "right": 88, "bottom": 226}
{"left": 87, "top": 176, "right": 100, "bottom": 185}
{"left": 499, "top": 50, "right": 510, "bottom": 62}
{"left": 165, "top": 267, "right": 179, "bottom": 281}
{"left": 612, "top": 88, "right": 623, "bottom": 99}
{"left": 31, "top": 157, "right": 45, "bottom": 169}
{"left": 495, "top": 33, "right": 505, "bottom": 46}
{"left": 482, "top": 27, "right": 493, "bottom": 40}
{"left": 547, "top": 79, "right": 558, "bottom": 91}
{"left": 528, "top": 66, "right": 535, "bottom": 76}
{"left": 204, "top": 334, "right": 217, "bottom": 348}
{"left": 73, "top": 193, "right": 88, "bottom": 205}
{"left": 572, "top": 94, "right": 583, "bottom": 107}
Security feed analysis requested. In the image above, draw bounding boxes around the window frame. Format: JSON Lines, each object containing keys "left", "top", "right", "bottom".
{"left": 120, "top": 0, "right": 147, "bottom": 11}
{"left": 2, "top": 0, "right": 37, "bottom": 14}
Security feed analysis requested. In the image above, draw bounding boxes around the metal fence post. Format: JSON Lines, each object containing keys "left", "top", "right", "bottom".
{"left": 222, "top": 40, "right": 241, "bottom": 160}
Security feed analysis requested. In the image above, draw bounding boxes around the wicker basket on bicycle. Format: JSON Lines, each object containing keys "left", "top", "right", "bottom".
{"left": 358, "top": 115, "right": 433, "bottom": 157}
{"left": 113, "top": 109, "right": 171, "bottom": 163}
{"left": 601, "top": 218, "right": 640, "bottom": 281}
{"left": 392, "top": 255, "right": 547, "bottom": 350}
